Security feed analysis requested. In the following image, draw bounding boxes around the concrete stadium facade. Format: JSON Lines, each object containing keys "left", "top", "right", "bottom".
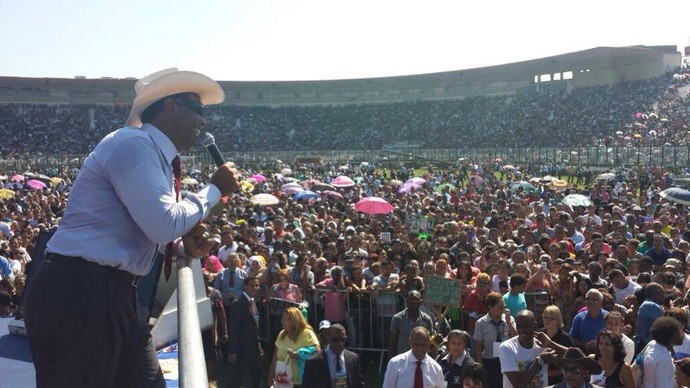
{"left": 0, "top": 45, "right": 681, "bottom": 106}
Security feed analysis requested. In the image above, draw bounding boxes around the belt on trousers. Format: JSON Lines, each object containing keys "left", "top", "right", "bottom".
{"left": 44, "top": 253, "right": 140, "bottom": 287}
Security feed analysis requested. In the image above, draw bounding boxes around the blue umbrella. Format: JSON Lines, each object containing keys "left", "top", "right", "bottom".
{"left": 294, "top": 190, "right": 319, "bottom": 201}
{"left": 660, "top": 187, "right": 690, "bottom": 206}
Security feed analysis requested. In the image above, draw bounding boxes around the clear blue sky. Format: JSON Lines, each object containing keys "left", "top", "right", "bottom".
{"left": 2, "top": 0, "right": 687, "bottom": 81}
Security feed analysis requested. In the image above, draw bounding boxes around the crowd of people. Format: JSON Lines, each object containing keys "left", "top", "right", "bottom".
{"left": 6, "top": 153, "right": 690, "bottom": 387}
{"left": 1, "top": 64, "right": 690, "bottom": 387}
{"left": 0, "top": 67, "right": 688, "bottom": 157}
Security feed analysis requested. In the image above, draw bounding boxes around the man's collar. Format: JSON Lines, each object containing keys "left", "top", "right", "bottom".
{"left": 141, "top": 123, "right": 177, "bottom": 166}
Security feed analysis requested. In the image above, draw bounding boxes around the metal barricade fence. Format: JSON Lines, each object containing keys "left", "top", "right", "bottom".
{"left": 257, "top": 288, "right": 398, "bottom": 374}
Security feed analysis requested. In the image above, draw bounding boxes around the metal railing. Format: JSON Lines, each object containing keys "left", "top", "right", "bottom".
{"left": 177, "top": 256, "right": 208, "bottom": 387}
{"left": 6, "top": 146, "right": 690, "bottom": 172}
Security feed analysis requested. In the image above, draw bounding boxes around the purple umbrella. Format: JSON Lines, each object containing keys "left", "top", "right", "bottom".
{"left": 405, "top": 177, "right": 426, "bottom": 186}
{"left": 398, "top": 182, "right": 421, "bottom": 194}
{"left": 321, "top": 190, "right": 343, "bottom": 200}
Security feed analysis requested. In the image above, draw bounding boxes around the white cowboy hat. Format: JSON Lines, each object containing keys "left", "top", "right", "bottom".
{"left": 125, "top": 68, "right": 225, "bottom": 127}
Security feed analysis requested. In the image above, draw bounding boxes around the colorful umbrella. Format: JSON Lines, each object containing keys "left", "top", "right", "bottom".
{"left": 249, "top": 193, "right": 280, "bottom": 206}
{"left": 181, "top": 177, "right": 198, "bottom": 185}
{"left": 9, "top": 174, "right": 24, "bottom": 182}
{"left": 302, "top": 178, "right": 321, "bottom": 189}
{"left": 294, "top": 190, "right": 320, "bottom": 201}
{"left": 405, "top": 177, "right": 426, "bottom": 186}
{"left": 398, "top": 182, "right": 421, "bottom": 194}
{"left": 26, "top": 179, "right": 47, "bottom": 190}
{"left": 509, "top": 181, "right": 535, "bottom": 192}
{"left": 331, "top": 176, "right": 355, "bottom": 187}
{"left": 240, "top": 181, "right": 254, "bottom": 192}
{"left": 281, "top": 183, "right": 304, "bottom": 194}
{"left": 321, "top": 190, "right": 343, "bottom": 200}
{"left": 0, "top": 189, "right": 14, "bottom": 199}
{"left": 312, "top": 183, "right": 336, "bottom": 192}
{"left": 551, "top": 179, "right": 568, "bottom": 190}
{"left": 252, "top": 174, "right": 267, "bottom": 183}
{"left": 387, "top": 179, "right": 403, "bottom": 187}
{"left": 355, "top": 196, "right": 394, "bottom": 215}
{"left": 50, "top": 177, "right": 65, "bottom": 188}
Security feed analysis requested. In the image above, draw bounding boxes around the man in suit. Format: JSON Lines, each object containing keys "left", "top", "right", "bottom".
{"left": 302, "top": 323, "right": 365, "bottom": 388}
{"left": 223, "top": 275, "right": 262, "bottom": 388}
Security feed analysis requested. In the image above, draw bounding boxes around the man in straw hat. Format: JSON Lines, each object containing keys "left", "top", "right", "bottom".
{"left": 24, "top": 68, "right": 239, "bottom": 388}
{"left": 550, "top": 347, "right": 603, "bottom": 388}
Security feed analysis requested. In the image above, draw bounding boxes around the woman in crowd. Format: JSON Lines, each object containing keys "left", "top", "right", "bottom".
{"left": 539, "top": 305, "right": 573, "bottom": 385}
{"left": 463, "top": 272, "right": 491, "bottom": 334}
{"left": 268, "top": 306, "right": 320, "bottom": 387}
{"left": 590, "top": 330, "right": 634, "bottom": 388}
{"left": 437, "top": 330, "right": 474, "bottom": 388}
{"left": 268, "top": 269, "right": 304, "bottom": 339}
{"left": 572, "top": 274, "right": 593, "bottom": 316}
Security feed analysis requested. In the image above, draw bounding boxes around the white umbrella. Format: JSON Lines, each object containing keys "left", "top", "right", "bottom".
{"left": 250, "top": 193, "right": 280, "bottom": 206}
{"left": 181, "top": 177, "right": 198, "bottom": 185}
{"left": 595, "top": 172, "right": 616, "bottom": 182}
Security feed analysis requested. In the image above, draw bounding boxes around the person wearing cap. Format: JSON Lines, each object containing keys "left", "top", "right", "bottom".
{"left": 549, "top": 347, "right": 603, "bottom": 388}
{"left": 24, "top": 68, "right": 240, "bottom": 388}
{"left": 317, "top": 319, "right": 331, "bottom": 349}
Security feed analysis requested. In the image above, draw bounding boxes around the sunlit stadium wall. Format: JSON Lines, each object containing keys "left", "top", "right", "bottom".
{"left": 0, "top": 46, "right": 680, "bottom": 106}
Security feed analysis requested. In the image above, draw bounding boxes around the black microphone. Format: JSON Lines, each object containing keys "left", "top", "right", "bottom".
{"left": 200, "top": 132, "right": 225, "bottom": 167}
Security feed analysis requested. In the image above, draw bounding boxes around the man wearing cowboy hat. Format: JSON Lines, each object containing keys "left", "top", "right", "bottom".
{"left": 549, "top": 347, "right": 603, "bottom": 388}
{"left": 24, "top": 68, "right": 239, "bottom": 388}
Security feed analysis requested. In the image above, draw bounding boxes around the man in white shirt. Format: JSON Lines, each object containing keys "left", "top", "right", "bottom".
{"left": 217, "top": 229, "right": 237, "bottom": 264}
{"left": 24, "top": 69, "right": 239, "bottom": 388}
{"left": 608, "top": 269, "right": 641, "bottom": 305}
{"left": 499, "top": 310, "right": 555, "bottom": 388}
{"left": 383, "top": 326, "right": 445, "bottom": 388}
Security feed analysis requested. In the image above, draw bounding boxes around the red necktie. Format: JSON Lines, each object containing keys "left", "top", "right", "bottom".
{"left": 164, "top": 156, "right": 182, "bottom": 281}
{"left": 415, "top": 360, "right": 423, "bottom": 388}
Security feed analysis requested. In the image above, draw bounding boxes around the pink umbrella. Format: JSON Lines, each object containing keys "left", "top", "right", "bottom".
{"left": 331, "top": 176, "right": 355, "bottom": 187}
{"left": 405, "top": 177, "right": 426, "bottom": 186}
{"left": 252, "top": 174, "right": 266, "bottom": 182}
{"left": 355, "top": 196, "right": 394, "bottom": 215}
{"left": 10, "top": 174, "right": 24, "bottom": 182}
{"left": 302, "top": 178, "right": 321, "bottom": 189}
{"left": 26, "top": 179, "right": 47, "bottom": 190}
{"left": 321, "top": 190, "right": 343, "bottom": 200}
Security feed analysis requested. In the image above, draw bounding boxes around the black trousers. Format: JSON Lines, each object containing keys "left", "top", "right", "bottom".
{"left": 482, "top": 357, "right": 503, "bottom": 388}
{"left": 218, "top": 355, "right": 260, "bottom": 388}
{"left": 24, "top": 255, "right": 165, "bottom": 388}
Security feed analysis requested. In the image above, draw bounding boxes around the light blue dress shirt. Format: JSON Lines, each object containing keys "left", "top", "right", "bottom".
{"left": 47, "top": 124, "right": 221, "bottom": 275}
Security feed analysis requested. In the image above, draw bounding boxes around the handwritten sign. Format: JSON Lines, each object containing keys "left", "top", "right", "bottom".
{"left": 424, "top": 276, "right": 461, "bottom": 307}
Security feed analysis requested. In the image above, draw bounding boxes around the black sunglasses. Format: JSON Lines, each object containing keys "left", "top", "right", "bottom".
{"left": 562, "top": 365, "right": 582, "bottom": 374}
{"left": 331, "top": 336, "right": 347, "bottom": 343}
{"left": 173, "top": 98, "right": 204, "bottom": 117}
